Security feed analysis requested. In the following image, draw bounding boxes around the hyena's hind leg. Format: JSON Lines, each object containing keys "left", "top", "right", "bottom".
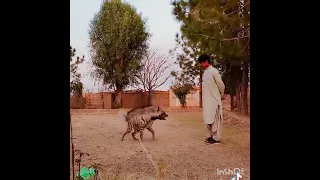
{"left": 121, "top": 122, "right": 133, "bottom": 141}
{"left": 139, "top": 130, "right": 144, "bottom": 141}
{"left": 147, "top": 127, "right": 155, "bottom": 140}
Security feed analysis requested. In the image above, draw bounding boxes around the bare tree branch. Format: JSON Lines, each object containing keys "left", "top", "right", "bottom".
{"left": 242, "top": 41, "right": 250, "bottom": 52}
{"left": 222, "top": 35, "right": 249, "bottom": 41}
{"left": 198, "top": 33, "right": 249, "bottom": 42}
{"left": 227, "top": 2, "right": 250, "bottom": 16}
{"left": 198, "top": 34, "right": 215, "bottom": 39}
{"left": 136, "top": 49, "right": 173, "bottom": 96}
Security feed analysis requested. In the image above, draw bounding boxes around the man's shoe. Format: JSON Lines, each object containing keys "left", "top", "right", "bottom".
{"left": 206, "top": 139, "right": 220, "bottom": 144}
{"left": 205, "top": 137, "right": 214, "bottom": 142}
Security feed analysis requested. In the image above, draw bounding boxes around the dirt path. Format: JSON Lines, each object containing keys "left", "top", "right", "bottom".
{"left": 71, "top": 108, "right": 250, "bottom": 180}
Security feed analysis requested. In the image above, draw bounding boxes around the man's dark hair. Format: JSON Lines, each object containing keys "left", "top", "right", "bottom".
{"left": 198, "top": 54, "right": 211, "bottom": 64}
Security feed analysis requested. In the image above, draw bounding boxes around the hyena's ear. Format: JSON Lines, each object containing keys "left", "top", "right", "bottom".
{"left": 157, "top": 106, "right": 160, "bottom": 111}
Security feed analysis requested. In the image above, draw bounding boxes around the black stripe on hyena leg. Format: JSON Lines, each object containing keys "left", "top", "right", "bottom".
{"left": 127, "top": 122, "right": 133, "bottom": 132}
{"left": 140, "top": 130, "right": 144, "bottom": 140}
{"left": 121, "top": 122, "right": 133, "bottom": 141}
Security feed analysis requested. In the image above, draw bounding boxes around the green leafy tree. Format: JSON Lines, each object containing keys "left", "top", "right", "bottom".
{"left": 171, "top": 72, "right": 194, "bottom": 108}
{"left": 70, "top": 46, "right": 84, "bottom": 98}
{"left": 171, "top": 0, "right": 250, "bottom": 114}
{"left": 172, "top": 34, "right": 239, "bottom": 110}
{"left": 171, "top": 33, "right": 219, "bottom": 108}
{"left": 88, "top": 0, "right": 150, "bottom": 108}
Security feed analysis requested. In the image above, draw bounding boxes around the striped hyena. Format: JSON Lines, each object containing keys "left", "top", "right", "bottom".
{"left": 118, "top": 106, "right": 168, "bottom": 141}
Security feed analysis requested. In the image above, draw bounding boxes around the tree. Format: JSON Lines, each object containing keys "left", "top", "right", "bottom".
{"left": 171, "top": 34, "right": 201, "bottom": 107}
{"left": 221, "top": 61, "right": 242, "bottom": 111}
{"left": 171, "top": 0, "right": 250, "bottom": 59}
{"left": 172, "top": 33, "right": 240, "bottom": 110}
{"left": 171, "top": 0, "right": 250, "bottom": 115}
{"left": 88, "top": 0, "right": 150, "bottom": 108}
{"left": 171, "top": 72, "right": 194, "bottom": 108}
{"left": 70, "top": 46, "right": 84, "bottom": 98}
{"left": 135, "top": 49, "right": 172, "bottom": 105}
{"left": 171, "top": 33, "right": 219, "bottom": 108}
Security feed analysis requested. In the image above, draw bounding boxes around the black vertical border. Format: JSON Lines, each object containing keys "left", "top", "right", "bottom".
{"left": 251, "top": 0, "right": 315, "bottom": 179}
{"left": 2, "top": 0, "right": 71, "bottom": 179}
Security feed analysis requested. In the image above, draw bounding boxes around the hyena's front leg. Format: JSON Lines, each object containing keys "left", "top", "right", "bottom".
{"left": 147, "top": 127, "right": 155, "bottom": 140}
{"left": 121, "top": 122, "right": 132, "bottom": 141}
{"left": 131, "top": 129, "right": 138, "bottom": 140}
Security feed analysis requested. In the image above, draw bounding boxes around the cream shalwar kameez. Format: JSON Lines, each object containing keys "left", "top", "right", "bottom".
{"left": 202, "top": 65, "right": 225, "bottom": 141}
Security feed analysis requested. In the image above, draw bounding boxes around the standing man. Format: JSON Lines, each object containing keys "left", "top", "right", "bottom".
{"left": 198, "top": 54, "right": 225, "bottom": 144}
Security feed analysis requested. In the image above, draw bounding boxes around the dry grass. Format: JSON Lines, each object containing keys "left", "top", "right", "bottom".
{"left": 70, "top": 104, "right": 250, "bottom": 180}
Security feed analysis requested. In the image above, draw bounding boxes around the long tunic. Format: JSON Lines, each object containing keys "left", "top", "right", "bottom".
{"left": 202, "top": 65, "right": 225, "bottom": 124}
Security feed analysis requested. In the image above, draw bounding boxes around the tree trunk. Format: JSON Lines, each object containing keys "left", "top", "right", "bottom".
{"left": 236, "top": 79, "right": 241, "bottom": 110}
{"left": 115, "top": 85, "right": 122, "bottom": 109}
{"left": 241, "top": 62, "right": 249, "bottom": 115}
{"left": 199, "top": 71, "right": 203, "bottom": 108}
{"left": 147, "top": 91, "right": 152, "bottom": 106}
{"left": 230, "top": 95, "right": 234, "bottom": 111}
{"left": 114, "top": 56, "right": 124, "bottom": 109}
{"left": 182, "top": 97, "right": 186, "bottom": 108}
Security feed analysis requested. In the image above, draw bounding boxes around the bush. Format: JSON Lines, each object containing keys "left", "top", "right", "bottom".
{"left": 172, "top": 84, "right": 193, "bottom": 108}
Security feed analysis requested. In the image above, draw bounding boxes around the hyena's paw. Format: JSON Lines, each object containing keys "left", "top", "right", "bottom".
{"left": 131, "top": 133, "right": 138, "bottom": 140}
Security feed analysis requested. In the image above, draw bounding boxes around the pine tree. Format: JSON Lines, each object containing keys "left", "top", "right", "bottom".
{"left": 171, "top": 0, "right": 250, "bottom": 114}
{"left": 171, "top": 33, "right": 214, "bottom": 108}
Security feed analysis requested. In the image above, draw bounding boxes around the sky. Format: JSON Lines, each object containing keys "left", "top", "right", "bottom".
{"left": 70, "top": 0, "right": 181, "bottom": 92}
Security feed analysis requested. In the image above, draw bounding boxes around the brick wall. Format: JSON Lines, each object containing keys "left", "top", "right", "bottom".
{"left": 102, "top": 93, "right": 113, "bottom": 109}
{"left": 121, "top": 91, "right": 169, "bottom": 108}
{"left": 71, "top": 88, "right": 249, "bottom": 109}
{"left": 151, "top": 91, "right": 169, "bottom": 107}
{"left": 77, "top": 91, "right": 169, "bottom": 109}
{"left": 70, "top": 97, "right": 85, "bottom": 109}
{"left": 169, "top": 87, "right": 200, "bottom": 107}
{"left": 84, "top": 93, "right": 104, "bottom": 109}
{"left": 122, "top": 92, "right": 148, "bottom": 108}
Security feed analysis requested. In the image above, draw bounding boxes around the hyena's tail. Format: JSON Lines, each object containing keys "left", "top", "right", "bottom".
{"left": 117, "top": 109, "right": 128, "bottom": 122}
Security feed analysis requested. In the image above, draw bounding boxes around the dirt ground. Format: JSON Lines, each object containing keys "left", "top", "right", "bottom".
{"left": 70, "top": 101, "right": 250, "bottom": 180}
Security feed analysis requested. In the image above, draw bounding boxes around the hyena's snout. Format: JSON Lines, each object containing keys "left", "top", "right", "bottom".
{"left": 160, "top": 112, "right": 168, "bottom": 120}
